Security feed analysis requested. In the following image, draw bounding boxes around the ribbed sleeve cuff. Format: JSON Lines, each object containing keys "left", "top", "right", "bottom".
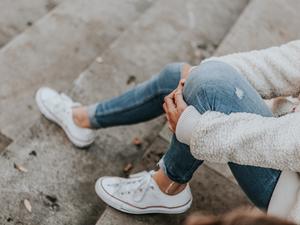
{"left": 175, "top": 106, "right": 201, "bottom": 145}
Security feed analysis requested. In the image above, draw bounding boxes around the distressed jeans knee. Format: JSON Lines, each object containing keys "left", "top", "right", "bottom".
{"left": 182, "top": 61, "right": 272, "bottom": 116}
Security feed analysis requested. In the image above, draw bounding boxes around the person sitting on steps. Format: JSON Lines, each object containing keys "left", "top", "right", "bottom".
{"left": 36, "top": 40, "right": 300, "bottom": 223}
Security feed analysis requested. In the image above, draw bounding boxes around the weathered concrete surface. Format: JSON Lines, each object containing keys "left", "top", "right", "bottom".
{"left": 96, "top": 138, "right": 250, "bottom": 225}
{"left": 70, "top": 0, "right": 248, "bottom": 141}
{"left": 0, "top": 0, "right": 64, "bottom": 48}
{"left": 0, "top": 120, "right": 162, "bottom": 225}
{"left": 216, "top": 0, "right": 300, "bottom": 55}
{"left": 0, "top": 0, "right": 248, "bottom": 224}
{"left": 0, "top": 0, "right": 154, "bottom": 140}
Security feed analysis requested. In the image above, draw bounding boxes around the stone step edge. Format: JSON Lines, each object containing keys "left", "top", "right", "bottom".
{"left": 0, "top": 0, "right": 64, "bottom": 49}
{"left": 0, "top": 0, "right": 156, "bottom": 151}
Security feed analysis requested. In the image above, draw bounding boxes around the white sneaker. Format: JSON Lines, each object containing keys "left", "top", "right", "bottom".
{"left": 36, "top": 87, "right": 95, "bottom": 147}
{"left": 95, "top": 171, "right": 192, "bottom": 214}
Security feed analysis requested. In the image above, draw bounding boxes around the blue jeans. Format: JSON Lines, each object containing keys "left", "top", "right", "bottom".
{"left": 88, "top": 61, "right": 281, "bottom": 210}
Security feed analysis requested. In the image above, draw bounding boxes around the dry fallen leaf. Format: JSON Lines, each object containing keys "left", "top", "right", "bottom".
{"left": 24, "top": 199, "right": 32, "bottom": 213}
{"left": 14, "top": 163, "right": 28, "bottom": 173}
{"left": 127, "top": 75, "right": 136, "bottom": 85}
{"left": 132, "top": 137, "right": 142, "bottom": 146}
{"left": 123, "top": 163, "right": 133, "bottom": 173}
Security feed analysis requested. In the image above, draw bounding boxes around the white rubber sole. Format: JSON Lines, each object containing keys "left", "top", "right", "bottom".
{"left": 95, "top": 178, "right": 192, "bottom": 215}
{"left": 35, "top": 88, "right": 95, "bottom": 148}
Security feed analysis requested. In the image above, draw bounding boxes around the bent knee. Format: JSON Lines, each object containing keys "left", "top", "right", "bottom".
{"left": 183, "top": 61, "right": 243, "bottom": 103}
{"left": 156, "top": 63, "right": 185, "bottom": 91}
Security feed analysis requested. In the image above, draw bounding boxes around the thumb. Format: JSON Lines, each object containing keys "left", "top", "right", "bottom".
{"left": 175, "top": 80, "right": 187, "bottom": 107}
{"left": 175, "top": 79, "right": 185, "bottom": 95}
{"left": 177, "top": 79, "right": 185, "bottom": 90}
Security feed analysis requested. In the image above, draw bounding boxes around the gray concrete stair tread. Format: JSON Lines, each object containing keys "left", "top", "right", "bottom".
{"left": 0, "top": 0, "right": 64, "bottom": 48}
{"left": 0, "top": 119, "right": 162, "bottom": 225}
{"left": 0, "top": 0, "right": 154, "bottom": 140}
{"left": 0, "top": 0, "right": 248, "bottom": 224}
{"left": 70, "top": 0, "right": 248, "bottom": 141}
{"left": 215, "top": 0, "right": 300, "bottom": 55}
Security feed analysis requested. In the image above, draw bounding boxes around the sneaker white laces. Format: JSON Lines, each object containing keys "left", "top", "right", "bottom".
{"left": 47, "top": 93, "right": 80, "bottom": 116}
{"left": 112, "top": 172, "right": 154, "bottom": 202}
{"left": 60, "top": 93, "right": 81, "bottom": 107}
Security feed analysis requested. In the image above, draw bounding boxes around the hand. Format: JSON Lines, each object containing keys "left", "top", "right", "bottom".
{"left": 163, "top": 79, "right": 188, "bottom": 132}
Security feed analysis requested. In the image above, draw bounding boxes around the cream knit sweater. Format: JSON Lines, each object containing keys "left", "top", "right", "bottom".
{"left": 175, "top": 40, "right": 300, "bottom": 223}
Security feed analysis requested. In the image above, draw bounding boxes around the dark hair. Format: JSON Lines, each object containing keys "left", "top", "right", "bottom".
{"left": 185, "top": 208, "right": 296, "bottom": 225}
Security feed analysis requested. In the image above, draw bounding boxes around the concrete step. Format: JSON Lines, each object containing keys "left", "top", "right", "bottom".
{"left": 0, "top": 0, "right": 154, "bottom": 141}
{"left": 215, "top": 0, "right": 300, "bottom": 55}
{"left": 70, "top": 0, "right": 249, "bottom": 142}
{"left": 0, "top": 0, "right": 248, "bottom": 224}
{"left": 0, "top": 0, "right": 64, "bottom": 48}
{"left": 160, "top": 0, "right": 300, "bottom": 185}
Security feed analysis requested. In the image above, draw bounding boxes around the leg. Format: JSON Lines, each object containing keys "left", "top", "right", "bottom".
{"left": 162, "top": 61, "right": 281, "bottom": 210}
{"left": 73, "top": 63, "right": 186, "bottom": 128}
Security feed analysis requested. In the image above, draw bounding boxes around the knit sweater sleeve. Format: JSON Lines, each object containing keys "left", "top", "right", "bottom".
{"left": 176, "top": 106, "right": 300, "bottom": 172}
{"left": 206, "top": 40, "right": 300, "bottom": 99}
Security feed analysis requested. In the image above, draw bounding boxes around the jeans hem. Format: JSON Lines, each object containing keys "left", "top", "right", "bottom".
{"left": 88, "top": 104, "right": 102, "bottom": 129}
{"left": 159, "top": 157, "right": 190, "bottom": 184}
